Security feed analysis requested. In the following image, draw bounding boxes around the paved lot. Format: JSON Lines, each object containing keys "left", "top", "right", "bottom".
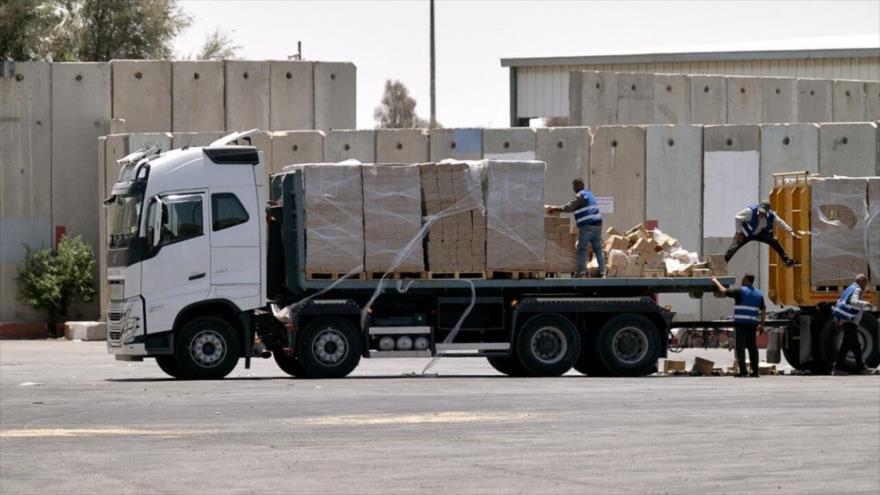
{"left": 1, "top": 340, "right": 878, "bottom": 495}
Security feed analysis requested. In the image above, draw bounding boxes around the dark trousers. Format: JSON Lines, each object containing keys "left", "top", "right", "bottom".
{"left": 735, "top": 323, "right": 760, "bottom": 376}
{"left": 835, "top": 321, "right": 865, "bottom": 369}
{"left": 725, "top": 232, "right": 791, "bottom": 263}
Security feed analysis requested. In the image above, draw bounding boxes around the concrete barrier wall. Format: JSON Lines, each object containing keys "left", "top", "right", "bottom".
{"left": 375, "top": 129, "right": 429, "bottom": 163}
{"left": 570, "top": 70, "right": 879, "bottom": 126}
{"left": 314, "top": 62, "right": 356, "bottom": 131}
{"left": 270, "top": 61, "right": 314, "bottom": 131}
{"left": 483, "top": 128, "right": 536, "bottom": 160}
{"left": 819, "top": 122, "right": 879, "bottom": 176}
{"left": 832, "top": 80, "right": 867, "bottom": 122}
{"left": 430, "top": 128, "right": 483, "bottom": 160}
{"left": 797, "top": 79, "right": 833, "bottom": 123}
{"left": 324, "top": 129, "right": 376, "bottom": 163}
{"left": 1, "top": 62, "right": 52, "bottom": 321}
{"left": 702, "top": 125, "right": 761, "bottom": 320}
{"left": 726, "top": 77, "right": 762, "bottom": 125}
{"left": 653, "top": 74, "right": 690, "bottom": 124}
{"left": 536, "top": 127, "right": 590, "bottom": 205}
{"left": 112, "top": 60, "right": 171, "bottom": 133}
{"left": 646, "top": 125, "right": 703, "bottom": 320}
{"left": 51, "top": 62, "right": 111, "bottom": 319}
{"left": 588, "top": 126, "right": 646, "bottom": 232}
{"left": 225, "top": 61, "right": 270, "bottom": 131}
{"left": 271, "top": 131, "right": 325, "bottom": 173}
{"left": 172, "top": 132, "right": 224, "bottom": 148}
{"left": 172, "top": 61, "right": 225, "bottom": 132}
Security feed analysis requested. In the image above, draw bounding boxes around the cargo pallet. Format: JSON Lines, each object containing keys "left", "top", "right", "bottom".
{"left": 489, "top": 270, "right": 547, "bottom": 280}
{"left": 426, "top": 271, "right": 487, "bottom": 280}
{"left": 305, "top": 272, "right": 368, "bottom": 281}
{"left": 366, "top": 272, "right": 428, "bottom": 280}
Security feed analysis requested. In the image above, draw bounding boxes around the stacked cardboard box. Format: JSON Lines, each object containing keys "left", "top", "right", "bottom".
{"left": 302, "top": 164, "right": 364, "bottom": 273}
{"left": 868, "top": 178, "right": 880, "bottom": 286}
{"left": 601, "top": 224, "right": 715, "bottom": 278}
{"left": 362, "top": 164, "right": 424, "bottom": 273}
{"left": 810, "top": 178, "right": 868, "bottom": 286}
{"left": 485, "top": 161, "right": 547, "bottom": 271}
{"left": 420, "top": 162, "right": 486, "bottom": 273}
{"left": 544, "top": 216, "right": 578, "bottom": 273}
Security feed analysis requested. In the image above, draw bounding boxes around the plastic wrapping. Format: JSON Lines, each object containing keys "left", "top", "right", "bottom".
{"left": 420, "top": 161, "right": 486, "bottom": 273}
{"left": 362, "top": 164, "right": 424, "bottom": 272}
{"left": 485, "top": 160, "right": 547, "bottom": 271}
{"left": 544, "top": 216, "right": 578, "bottom": 273}
{"left": 810, "top": 177, "right": 869, "bottom": 286}
{"left": 869, "top": 178, "right": 880, "bottom": 285}
{"left": 302, "top": 163, "right": 365, "bottom": 273}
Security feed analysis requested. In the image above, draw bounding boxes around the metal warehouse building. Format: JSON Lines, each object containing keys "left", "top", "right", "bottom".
{"left": 502, "top": 47, "right": 880, "bottom": 125}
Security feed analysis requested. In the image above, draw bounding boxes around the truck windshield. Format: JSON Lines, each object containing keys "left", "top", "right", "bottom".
{"left": 109, "top": 194, "right": 144, "bottom": 248}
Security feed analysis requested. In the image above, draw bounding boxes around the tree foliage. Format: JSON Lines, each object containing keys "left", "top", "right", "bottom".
{"left": 1, "top": 0, "right": 191, "bottom": 62}
{"left": 195, "top": 27, "right": 240, "bottom": 60}
{"left": 374, "top": 79, "right": 432, "bottom": 129}
{"left": 16, "top": 236, "right": 96, "bottom": 333}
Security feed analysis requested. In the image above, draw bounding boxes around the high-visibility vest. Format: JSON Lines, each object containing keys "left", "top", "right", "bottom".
{"left": 574, "top": 189, "right": 602, "bottom": 227}
{"left": 833, "top": 283, "right": 861, "bottom": 322}
{"left": 734, "top": 285, "right": 764, "bottom": 324}
{"left": 741, "top": 204, "right": 776, "bottom": 238}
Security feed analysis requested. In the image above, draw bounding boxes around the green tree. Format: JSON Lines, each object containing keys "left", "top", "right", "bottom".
{"left": 16, "top": 236, "right": 96, "bottom": 335}
{"left": 195, "top": 27, "right": 240, "bottom": 60}
{"left": 1, "top": 0, "right": 191, "bottom": 62}
{"left": 374, "top": 79, "right": 432, "bottom": 129}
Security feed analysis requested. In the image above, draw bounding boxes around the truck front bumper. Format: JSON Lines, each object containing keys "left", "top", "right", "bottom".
{"left": 106, "top": 297, "right": 147, "bottom": 359}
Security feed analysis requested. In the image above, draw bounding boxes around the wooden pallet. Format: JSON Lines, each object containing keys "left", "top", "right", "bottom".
{"left": 426, "top": 271, "right": 487, "bottom": 280}
{"left": 305, "top": 271, "right": 367, "bottom": 281}
{"left": 642, "top": 269, "right": 666, "bottom": 278}
{"left": 366, "top": 271, "right": 428, "bottom": 280}
{"left": 543, "top": 272, "right": 572, "bottom": 279}
{"left": 489, "top": 270, "right": 546, "bottom": 280}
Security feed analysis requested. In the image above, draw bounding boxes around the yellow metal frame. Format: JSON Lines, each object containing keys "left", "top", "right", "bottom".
{"left": 769, "top": 171, "right": 879, "bottom": 307}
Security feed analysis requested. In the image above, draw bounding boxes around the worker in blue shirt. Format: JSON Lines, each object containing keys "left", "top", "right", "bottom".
{"left": 832, "top": 274, "right": 875, "bottom": 375}
{"left": 713, "top": 274, "right": 766, "bottom": 377}
{"left": 546, "top": 178, "right": 604, "bottom": 278}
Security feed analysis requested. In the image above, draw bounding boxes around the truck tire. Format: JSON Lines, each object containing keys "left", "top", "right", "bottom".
{"left": 781, "top": 328, "right": 808, "bottom": 372}
{"left": 594, "top": 314, "right": 661, "bottom": 377}
{"left": 155, "top": 355, "right": 189, "bottom": 379}
{"left": 297, "top": 317, "right": 361, "bottom": 378}
{"left": 273, "top": 349, "right": 308, "bottom": 378}
{"left": 516, "top": 314, "right": 580, "bottom": 377}
{"left": 816, "top": 317, "right": 880, "bottom": 373}
{"left": 486, "top": 356, "right": 534, "bottom": 377}
{"left": 174, "top": 316, "right": 240, "bottom": 379}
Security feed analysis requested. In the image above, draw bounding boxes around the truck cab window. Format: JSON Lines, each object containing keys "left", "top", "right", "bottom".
{"left": 212, "top": 193, "right": 250, "bottom": 231}
{"left": 154, "top": 195, "right": 204, "bottom": 246}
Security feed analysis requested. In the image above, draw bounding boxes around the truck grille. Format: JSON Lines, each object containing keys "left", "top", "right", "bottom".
{"left": 108, "top": 311, "right": 123, "bottom": 322}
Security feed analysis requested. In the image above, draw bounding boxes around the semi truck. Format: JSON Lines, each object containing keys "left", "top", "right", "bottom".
{"left": 103, "top": 132, "right": 878, "bottom": 379}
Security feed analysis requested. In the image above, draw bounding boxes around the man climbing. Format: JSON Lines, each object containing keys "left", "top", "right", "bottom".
{"left": 725, "top": 201, "right": 800, "bottom": 267}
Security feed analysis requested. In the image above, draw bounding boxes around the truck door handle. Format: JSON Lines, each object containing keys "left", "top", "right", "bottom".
{"left": 188, "top": 272, "right": 206, "bottom": 281}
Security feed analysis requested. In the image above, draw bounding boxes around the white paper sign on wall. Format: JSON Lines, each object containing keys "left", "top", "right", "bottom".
{"left": 596, "top": 196, "right": 615, "bottom": 214}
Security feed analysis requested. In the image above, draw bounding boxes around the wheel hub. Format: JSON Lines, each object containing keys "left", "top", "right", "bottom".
{"left": 314, "top": 329, "right": 347, "bottom": 365}
{"left": 833, "top": 326, "right": 874, "bottom": 364}
{"left": 612, "top": 327, "right": 648, "bottom": 364}
{"left": 530, "top": 327, "right": 567, "bottom": 364}
{"left": 190, "top": 330, "right": 226, "bottom": 368}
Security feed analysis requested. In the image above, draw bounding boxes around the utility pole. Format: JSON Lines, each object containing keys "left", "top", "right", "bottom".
{"left": 429, "top": 0, "right": 436, "bottom": 128}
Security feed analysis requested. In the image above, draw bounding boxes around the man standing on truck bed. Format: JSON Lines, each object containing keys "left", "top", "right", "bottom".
{"left": 725, "top": 201, "right": 800, "bottom": 267}
{"left": 546, "top": 178, "right": 604, "bottom": 278}
{"left": 832, "top": 274, "right": 875, "bottom": 375}
{"left": 712, "top": 274, "right": 765, "bottom": 378}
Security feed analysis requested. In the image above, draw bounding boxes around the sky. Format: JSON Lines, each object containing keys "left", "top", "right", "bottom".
{"left": 174, "top": 0, "right": 880, "bottom": 129}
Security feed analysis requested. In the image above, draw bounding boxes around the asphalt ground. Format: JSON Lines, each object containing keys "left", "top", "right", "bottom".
{"left": 1, "top": 340, "right": 878, "bottom": 494}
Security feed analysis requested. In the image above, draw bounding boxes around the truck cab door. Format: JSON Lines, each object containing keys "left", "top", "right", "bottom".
{"left": 208, "top": 187, "right": 262, "bottom": 310}
{"left": 141, "top": 193, "right": 211, "bottom": 333}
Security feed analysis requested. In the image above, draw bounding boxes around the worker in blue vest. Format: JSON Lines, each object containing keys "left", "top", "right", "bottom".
{"left": 725, "top": 201, "right": 801, "bottom": 266}
{"left": 832, "top": 274, "right": 875, "bottom": 375}
{"left": 713, "top": 274, "right": 766, "bottom": 377}
{"left": 546, "top": 178, "right": 604, "bottom": 278}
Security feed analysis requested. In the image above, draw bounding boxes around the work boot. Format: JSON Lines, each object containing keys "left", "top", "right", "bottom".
{"left": 784, "top": 258, "right": 799, "bottom": 268}
{"left": 832, "top": 366, "right": 849, "bottom": 376}
{"left": 857, "top": 367, "right": 875, "bottom": 375}
{"left": 749, "top": 372, "right": 760, "bottom": 378}
{"left": 573, "top": 272, "right": 586, "bottom": 278}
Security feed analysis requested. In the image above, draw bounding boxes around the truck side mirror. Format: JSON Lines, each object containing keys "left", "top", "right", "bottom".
{"left": 151, "top": 198, "right": 163, "bottom": 248}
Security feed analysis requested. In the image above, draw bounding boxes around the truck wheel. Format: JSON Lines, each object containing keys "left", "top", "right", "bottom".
{"left": 781, "top": 328, "right": 807, "bottom": 372}
{"left": 486, "top": 356, "right": 534, "bottom": 377}
{"left": 816, "top": 318, "right": 880, "bottom": 373}
{"left": 594, "top": 314, "right": 661, "bottom": 377}
{"left": 155, "top": 355, "right": 189, "bottom": 379}
{"left": 516, "top": 314, "right": 580, "bottom": 377}
{"left": 273, "top": 349, "right": 308, "bottom": 377}
{"left": 174, "top": 316, "right": 240, "bottom": 380}
{"left": 297, "top": 317, "right": 361, "bottom": 378}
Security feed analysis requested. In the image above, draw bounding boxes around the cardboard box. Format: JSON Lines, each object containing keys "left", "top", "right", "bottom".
{"left": 606, "top": 227, "right": 622, "bottom": 237}
{"left": 705, "top": 254, "right": 728, "bottom": 276}
{"left": 362, "top": 164, "right": 424, "bottom": 273}
{"left": 692, "top": 268, "right": 712, "bottom": 277}
{"left": 663, "top": 359, "right": 686, "bottom": 373}
{"left": 604, "top": 235, "right": 629, "bottom": 251}
{"left": 810, "top": 178, "right": 869, "bottom": 285}
{"left": 303, "top": 164, "right": 364, "bottom": 273}
{"left": 486, "top": 160, "right": 546, "bottom": 271}
{"left": 421, "top": 162, "right": 485, "bottom": 272}
{"left": 692, "top": 357, "right": 714, "bottom": 375}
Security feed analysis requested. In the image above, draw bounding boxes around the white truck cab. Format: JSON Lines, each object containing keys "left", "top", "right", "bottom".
{"left": 105, "top": 132, "right": 266, "bottom": 378}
